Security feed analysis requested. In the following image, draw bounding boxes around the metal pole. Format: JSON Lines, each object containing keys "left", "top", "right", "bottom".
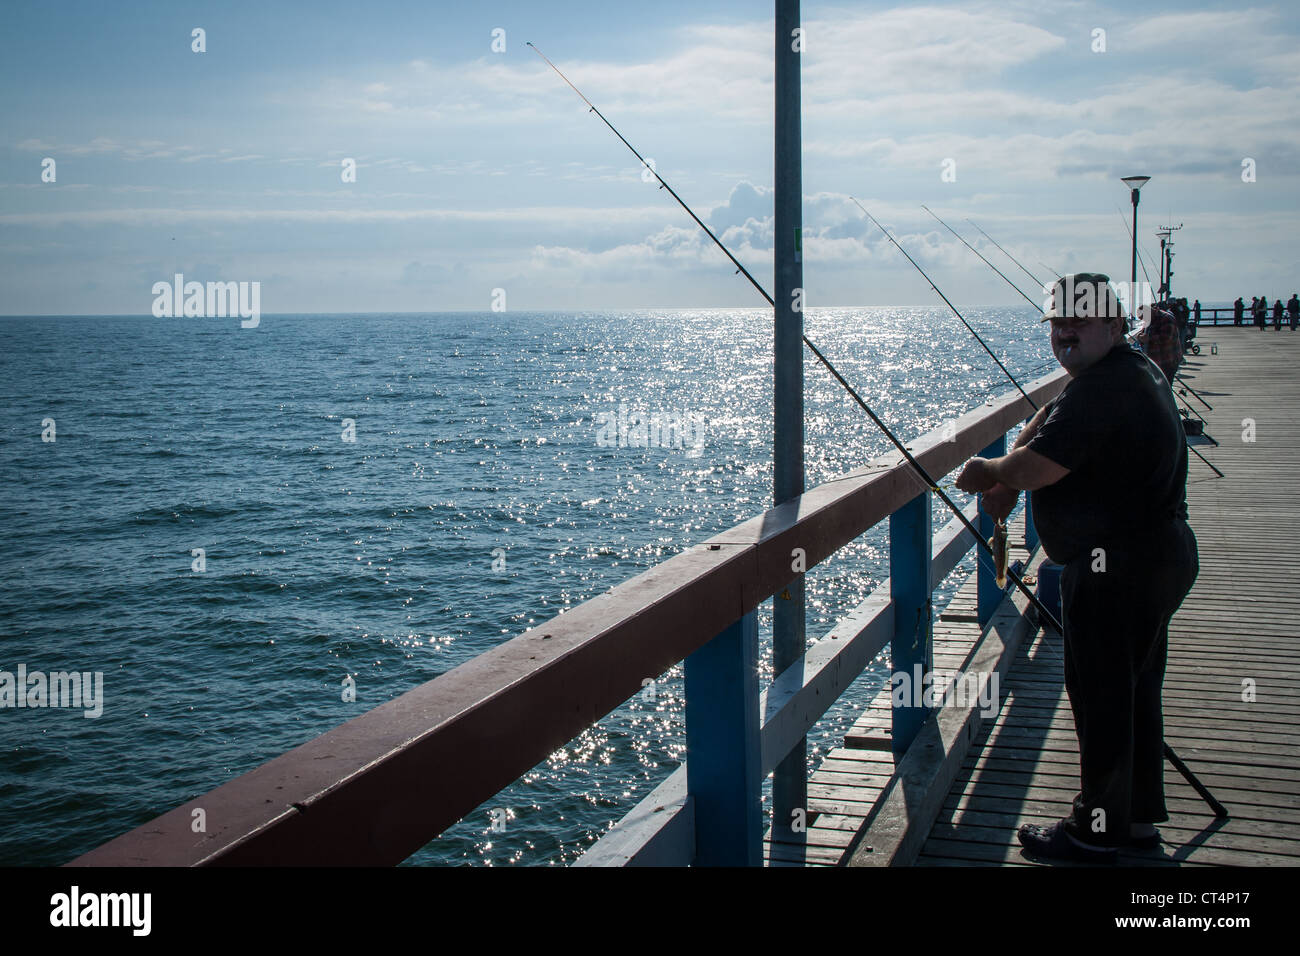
{"left": 1131, "top": 189, "right": 1141, "bottom": 308}
{"left": 771, "top": 0, "right": 806, "bottom": 848}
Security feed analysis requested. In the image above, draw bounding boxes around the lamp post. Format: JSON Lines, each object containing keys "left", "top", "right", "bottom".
{"left": 1121, "top": 175, "right": 1150, "bottom": 313}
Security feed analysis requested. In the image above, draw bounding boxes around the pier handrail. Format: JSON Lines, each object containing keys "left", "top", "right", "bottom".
{"left": 70, "top": 368, "right": 1067, "bottom": 867}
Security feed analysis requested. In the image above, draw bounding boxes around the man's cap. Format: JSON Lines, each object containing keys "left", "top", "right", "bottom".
{"left": 1041, "top": 272, "right": 1127, "bottom": 323}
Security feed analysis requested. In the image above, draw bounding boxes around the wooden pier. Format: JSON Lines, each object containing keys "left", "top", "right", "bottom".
{"left": 72, "top": 330, "right": 1296, "bottom": 869}
{"left": 770, "top": 329, "right": 1299, "bottom": 866}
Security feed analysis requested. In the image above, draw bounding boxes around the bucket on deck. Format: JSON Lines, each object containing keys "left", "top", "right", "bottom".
{"left": 1035, "top": 561, "right": 1063, "bottom": 624}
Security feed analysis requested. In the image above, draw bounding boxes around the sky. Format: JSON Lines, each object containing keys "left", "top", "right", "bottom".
{"left": 2, "top": 0, "right": 1298, "bottom": 314}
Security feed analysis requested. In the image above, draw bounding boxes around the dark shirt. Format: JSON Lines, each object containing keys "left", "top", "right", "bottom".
{"left": 1027, "top": 342, "right": 1189, "bottom": 564}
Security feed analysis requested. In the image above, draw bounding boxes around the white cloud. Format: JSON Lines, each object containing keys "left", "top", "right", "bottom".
{"left": 0, "top": 203, "right": 672, "bottom": 228}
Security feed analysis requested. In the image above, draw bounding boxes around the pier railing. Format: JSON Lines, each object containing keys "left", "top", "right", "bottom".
{"left": 70, "top": 368, "right": 1067, "bottom": 867}
{"left": 1193, "top": 307, "right": 1294, "bottom": 325}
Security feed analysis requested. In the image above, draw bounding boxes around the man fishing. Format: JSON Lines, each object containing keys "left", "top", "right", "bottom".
{"left": 955, "top": 273, "right": 1199, "bottom": 863}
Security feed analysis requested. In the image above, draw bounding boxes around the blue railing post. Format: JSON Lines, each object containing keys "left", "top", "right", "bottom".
{"left": 977, "top": 435, "right": 1008, "bottom": 628}
{"left": 890, "top": 491, "right": 932, "bottom": 756}
{"left": 684, "top": 610, "right": 761, "bottom": 866}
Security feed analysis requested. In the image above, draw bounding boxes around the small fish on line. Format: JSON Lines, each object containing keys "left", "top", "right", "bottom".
{"left": 990, "top": 518, "right": 1008, "bottom": 589}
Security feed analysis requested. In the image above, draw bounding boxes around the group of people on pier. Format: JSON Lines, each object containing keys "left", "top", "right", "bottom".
{"left": 1231, "top": 294, "right": 1300, "bottom": 330}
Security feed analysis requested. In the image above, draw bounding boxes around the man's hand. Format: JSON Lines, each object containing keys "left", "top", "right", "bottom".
{"left": 956, "top": 457, "right": 995, "bottom": 493}
{"left": 980, "top": 482, "right": 1019, "bottom": 521}
{"left": 958, "top": 447, "right": 1070, "bottom": 492}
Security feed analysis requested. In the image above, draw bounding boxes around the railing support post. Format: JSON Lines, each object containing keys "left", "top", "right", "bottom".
{"left": 684, "top": 610, "right": 761, "bottom": 866}
{"left": 890, "top": 491, "right": 932, "bottom": 756}
{"left": 977, "top": 435, "right": 1008, "bottom": 628}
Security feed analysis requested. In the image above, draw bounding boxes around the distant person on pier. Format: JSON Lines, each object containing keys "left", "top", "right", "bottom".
{"left": 956, "top": 273, "right": 1197, "bottom": 864}
{"left": 1193, "top": 299, "right": 1201, "bottom": 325}
{"left": 1136, "top": 305, "right": 1181, "bottom": 384}
{"left": 1253, "top": 296, "right": 1266, "bottom": 329}
{"left": 1288, "top": 293, "right": 1299, "bottom": 330}
{"left": 1234, "top": 297, "right": 1245, "bottom": 326}
{"left": 1274, "top": 299, "right": 1284, "bottom": 330}
{"left": 1173, "top": 299, "right": 1190, "bottom": 346}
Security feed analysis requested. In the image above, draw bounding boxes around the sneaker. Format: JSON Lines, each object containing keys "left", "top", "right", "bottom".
{"left": 1017, "top": 820, "right": 1118, "bottom": 864}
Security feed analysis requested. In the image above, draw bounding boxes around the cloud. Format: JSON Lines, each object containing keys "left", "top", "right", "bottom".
{"left": 13, "top": 137, "right": 201, "bottom": 161}
{"left": 0, "top": 203, "right": 672, "bottom": 228}
{"left": 708, "top": 181, "right": 771, "bottom": 232}
{"left": 801, "top": 5, "right": 1067, "bottom": 98}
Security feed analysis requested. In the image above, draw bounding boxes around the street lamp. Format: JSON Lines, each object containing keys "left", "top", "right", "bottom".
{"left": 1121, "top": 175, "right": 1150, "bottom": 313}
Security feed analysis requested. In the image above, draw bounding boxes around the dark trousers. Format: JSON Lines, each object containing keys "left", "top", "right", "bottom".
{"left": 1059, "top": 520, "right": 1199, "bottom": 846}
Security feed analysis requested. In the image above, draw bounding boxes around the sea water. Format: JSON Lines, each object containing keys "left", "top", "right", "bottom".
{"left": 0, "top": 307, "right": 1053, "bottom": 865}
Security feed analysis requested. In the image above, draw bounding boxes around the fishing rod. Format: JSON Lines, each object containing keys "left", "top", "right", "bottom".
{"left": 855, "top": 201, "right": 1037, "bottom": 411}
{"left": 859, "top": 203, "right": 1035, "bottom": 577}
{"left": 530, "top": 42, "right": 1225, "bottom": 816}
{"left": 527, "top": 41, "right": 1052, "bottom": 628}
{"left": 922, "top": 207, "right": 1042, "bottom": 314}
{"left": 964, "top": 218, "right": 1047, "bottom": 290}
{"left": 525, "top": 43, "right": 769, "bottom": 301}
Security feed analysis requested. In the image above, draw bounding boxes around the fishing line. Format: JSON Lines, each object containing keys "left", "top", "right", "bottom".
{"left": 923, "top": 206, "right": 1043, "bottom": 314}
{"left": 965, "top": 218, "right": 1048, "bottom": 291}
